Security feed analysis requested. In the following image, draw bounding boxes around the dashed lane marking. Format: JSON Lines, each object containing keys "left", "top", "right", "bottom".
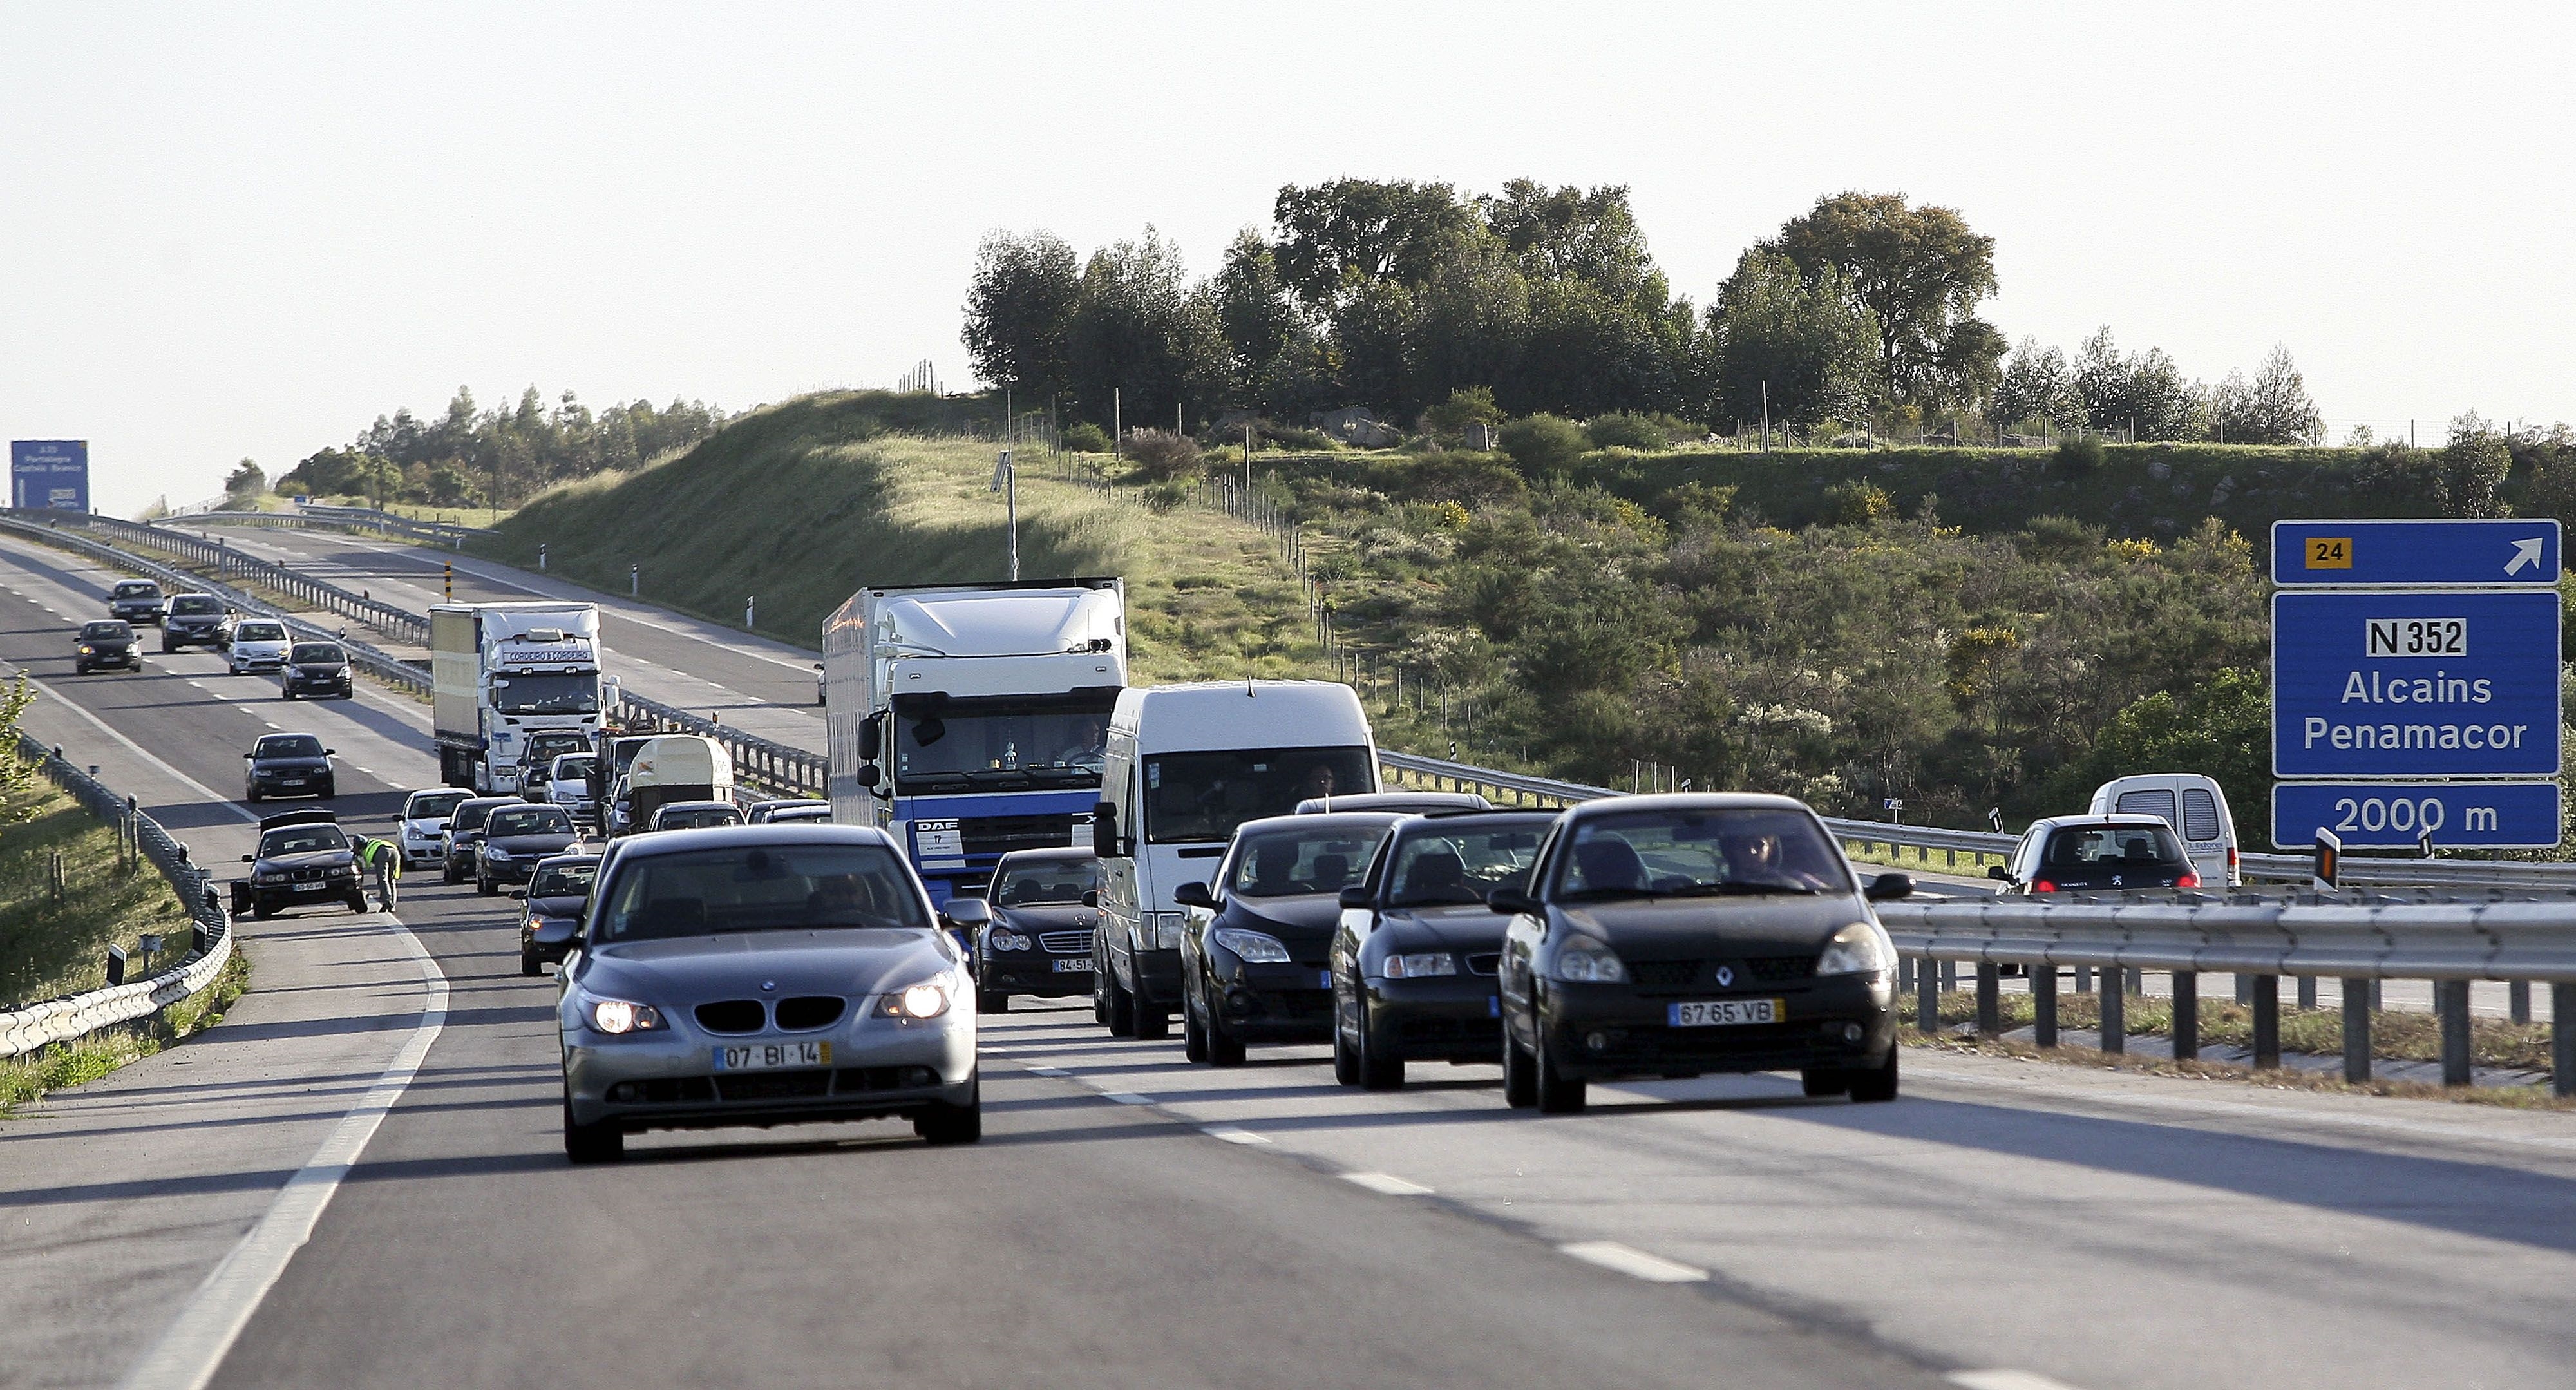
{"left": 1028, "top": 1066, "right": 1070, "bottom": 1077}
{"left": 1201, "top": 1125, "right": 1271, "bottom": 1145}
{"left": 1558, "top": 1241, "right": 1709, "bottom": 1284}
{"left": 1341, "top": 1172, "right": 1432, "bottom": 1195}
{"left": 1103, "top": 1092, "right": 1155, "bottom": 1105}
{"left": 1948, "top": 1373, "right": 2092, "bottom": 1390}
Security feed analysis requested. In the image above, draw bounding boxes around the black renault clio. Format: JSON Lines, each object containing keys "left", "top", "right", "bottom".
{"left": 1493, "top": 793, "right": 1910, "bottom": 1114}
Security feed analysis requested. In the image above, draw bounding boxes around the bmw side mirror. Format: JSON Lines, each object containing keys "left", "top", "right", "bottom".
{"left": 1487, "top": 884, "right": 1540, "bottom": 916}
{"left": 1171, "top": 881, "right": 1215, "bottom": 910}
{"left": 1985, "top": 865, "right": 2011, "bottom": 882}
{"left": 1337, "top": 885, "right": 1374, "bottom": 910}
{"left": 942, "top": 897, "right": 991, "bottom": 928}
{"left": 1865, "top": 872, "right": 1915, "bottom": 902}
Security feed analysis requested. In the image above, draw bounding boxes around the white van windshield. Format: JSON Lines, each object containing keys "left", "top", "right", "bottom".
{"left": 1143, "top": 746, "right": 1374, "bottom": 845}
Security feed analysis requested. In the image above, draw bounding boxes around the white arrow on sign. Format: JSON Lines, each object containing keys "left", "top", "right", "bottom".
{"left": 2506, "top": 537, "right": 2544, "bottom": 575}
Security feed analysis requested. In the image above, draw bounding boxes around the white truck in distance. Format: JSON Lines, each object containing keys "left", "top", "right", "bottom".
{"left": 433, "top": 601, "right": 605, "bottom": 794}
{"left": 824, "top": 578, "right": 1126, "bottom": 909}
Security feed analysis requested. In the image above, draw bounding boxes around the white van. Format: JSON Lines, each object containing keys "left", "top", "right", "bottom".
{"left": 1092, "top": 681, "right": 1378, "bottom": 1037}
{"left": 2087, "top": 774, "right": 2239, "bottom": 888}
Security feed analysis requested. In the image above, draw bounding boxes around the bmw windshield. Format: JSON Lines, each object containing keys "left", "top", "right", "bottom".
{"left": 594, "top": 843, "right": 929, "bottom": 940}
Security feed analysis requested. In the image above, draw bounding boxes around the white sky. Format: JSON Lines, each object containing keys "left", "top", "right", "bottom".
{"left": 5, "top": 2, "right": 2570, "bottom": 516}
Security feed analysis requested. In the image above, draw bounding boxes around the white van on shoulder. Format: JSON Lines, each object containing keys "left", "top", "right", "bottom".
{"left": 1092, "top": 681, "right": 1378, "bottom": 1039}
{"left": 2087, "top": 774, "right": 2239, "bottom": 888}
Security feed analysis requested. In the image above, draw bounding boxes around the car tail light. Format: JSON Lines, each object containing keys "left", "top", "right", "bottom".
{"left": 2226, "top": 846, "right": 2239, "bottom": 870}
{"left": 2175, "top": 871, "right": 2201, "bottom": 888}
{"left": 2032, "top": 879, "right": 2057, "bottom": 893}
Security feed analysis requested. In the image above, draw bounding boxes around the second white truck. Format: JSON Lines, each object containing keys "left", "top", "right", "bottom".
{"left": 433, "top": 601, "right": 605, "bottom": 794}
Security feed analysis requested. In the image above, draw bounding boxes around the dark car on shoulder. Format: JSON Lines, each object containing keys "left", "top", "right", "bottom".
{"left": 1328, "top": 810, "right": 1556, "bottom": 1089}
{"left": 476, "top": 802, "right": 584, "bottom": 895}
{"left": 441, "top": 795, "right": 520, "bottom": 884}
{"left": 74, "top": 620, "right": 140, "bottom": 674}
{"left": 232, "top": 810, "right": 367, "bottom": 919}
{"left": 1493, "top": 793, "right": 1910, "bottom": 1114}
{"left": 973, "top": 848, "right": 1101, "bottom": 1012}
{"left": 1173, "top": 811, "right": 1403, "bottom": 1067}
{"left": 281, "top": 640, "right": 355, "bottom": 700}
{"left": 243, "top": 732, "right": 336, "bottom": 802}
{"left": 517, "top": 852, "right": 601, "bottom": 975}
{"left": 109, "top": 579, "right": 166, "bottom": 625}
{"left": 161, "top": 593, "right": 234, "bottom": 652}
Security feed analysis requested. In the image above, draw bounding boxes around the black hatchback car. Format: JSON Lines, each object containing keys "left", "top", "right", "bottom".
{"left": 232, "top": 810, "right": 366, "bottom": 919}
{"left": 516, "top": 852, "right": 601, "bottom": 975}
{"left": 243, "top": 733, "right": 337, "bottom": 802}
{"left": 475, "top": 803, "right": 583, "bottom": 894}
{"left": 162, "top": 593, "right": 234, "bottom": 652}
{"left": 973, "top": 848, "right": 1101, "bottom": 1011}
{"left": 281, "top": 640, "right": 355, "bottom": 700}
{"left": 1493, "top": 794, "right": 1910, "bottom": 1114}
{"left": 1328, "top": 810, "right": 1556, "bottom": 1089}
{"left": 73, "top": 620, "right": 140, "bottom": 674}
{"left": 108, "top": 579, "right": 166, "bottom": 625}
{"left": 1173, "top": 812, "right": 1401, "bottom": 1067}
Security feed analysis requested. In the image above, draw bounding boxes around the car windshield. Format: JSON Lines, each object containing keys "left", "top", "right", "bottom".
{"left": 553, "top": 756, "right": 595, "bottom": 779}
{"left": 489, "top": 807, "right": 573, "bottom": 836}
{"left": 490, "top": 672, "right": 600, "bottom": 715}
{"left": 452, "top": 802, "right": 502, "bottom": 832}
{"left": 1550, "top": 807, "right": 1853, "bottom": 900}
{"left": 235, "top": 622, "right": 286, "bottom": 642}
{"left": 529, "top": 862, "right": 597, "bottom": 897}
{"left": 114, "top": 582, "right": 157, "bottom": 597}
{"left": 1227, "top": 823, "right": 1392, "bottom": 897}
{"left": 659, "top": 807, "right": 742, "bottom": 830}
{"left": 406, "top": 790, "right": 472, "bottom": 821}
{"left": 256, "top": 736, "right": 325, "bottom": 759}
{"left": 261, "top": 826, "right": 348, "bottom": 856}
{"left": 890, "top": 689, "right": 1119, "bottom": 792}
{"left": 290, "top": 643, "right": 343, "bottom": 663}
{"left": 596, "top": 843, "right": 929, "bottom": 940}
{"left": 1144, "top": 745, "right": 1376, "bottom": 845}
{"left": 2044, "top": 824, "right": 2186, "bottom": 870}
{"left": 1384, "top": 821, "right": 1549, "bottom": 906}
{"left": 171, "top": 596, "right": 222, "bottom": 615}
{"left": 993, "top": 858, "right": 1099, "bottom": 905}
{"left": 80, "top": 622, "right": 129, "bottom": 639}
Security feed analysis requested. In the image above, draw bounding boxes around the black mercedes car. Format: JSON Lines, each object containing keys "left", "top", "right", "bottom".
{"left": 476, "top": 802, "right": 583, "bottom": 894}
{"left": 161, "top": 593, "right": 234, "bottom": 652}
{"left": 73, "top": 620, "right": 140, "bottom": 674}
{"left": 973, "top": 848, "right": 1100, "bottom": 1012}
{"left": 108, "top": 578, "right": 166, "bottom": 625}
{"left": 233, "top": 810, "right": 367, "bottom": 919}
{"left": 516, "top": 851, "right": 601, "bottom": 975}
{"left": 1173, "top": 811, "right": 1402, "bottom": 1067}
{"left": 1328, "top": 810, "right": 1556, "bottom": 1089}
{"left": 1493, "top": 793, "right": 1910, "bottom": 1114}
{"left": 281, "top": 640, "right": 355, "bottom": 700}
{"left": 243, "top": 732, "right": 337, "bottom": 802}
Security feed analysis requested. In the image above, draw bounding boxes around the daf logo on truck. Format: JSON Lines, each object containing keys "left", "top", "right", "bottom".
{"left": 433, "top": 604, "right": 607, "bottom": 795}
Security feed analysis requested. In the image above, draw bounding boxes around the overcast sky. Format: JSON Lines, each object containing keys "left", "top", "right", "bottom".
{"left": 5, "top": 2, "right": 2570, "bottom": 516}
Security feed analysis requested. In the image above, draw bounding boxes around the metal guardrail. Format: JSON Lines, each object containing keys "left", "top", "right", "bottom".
{"left": 610, "top": 690, "right": 825, "bottom": 800}
{"left": 1, "top": 733, "right": 234, "bottom": 1059}
{"left": 54, "top": 513, "right": 433, "bottom": 643}
{"left": 169, "top": 504, "right": 490, "bottom": 547}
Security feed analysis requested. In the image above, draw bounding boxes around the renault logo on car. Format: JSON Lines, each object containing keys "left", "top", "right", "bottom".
{"left": 1716, "top": 965, "right": 1735, "bottom": 987}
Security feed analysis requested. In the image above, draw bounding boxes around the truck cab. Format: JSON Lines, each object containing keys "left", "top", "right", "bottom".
{"left": 431, "top": 602, "right": 603, "bottom": 794}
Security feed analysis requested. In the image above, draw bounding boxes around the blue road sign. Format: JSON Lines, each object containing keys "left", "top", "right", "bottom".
{"left": 2273, "top": 589, "right": 2561, "bottom": 778}
{"left": 10, "top": 440, "right": 90, "bottom": 512}
{"left": 2271, "top": 781, "right": 2561, "bottom": 850}
{"left": 2273, "top": 518, "right": 2561, "bottom": 587}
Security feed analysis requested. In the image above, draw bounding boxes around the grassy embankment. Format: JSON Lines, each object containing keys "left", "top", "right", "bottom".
{"left": 473, "top": 392, "right": 1338, "bottom": 685}
{"left": 0, "top": 783, "right": 249, "bottom": 1116}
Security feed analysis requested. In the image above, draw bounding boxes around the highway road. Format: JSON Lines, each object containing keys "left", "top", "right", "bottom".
{"left": 6, "top": 528, "right": 2576, "bottom": 1390}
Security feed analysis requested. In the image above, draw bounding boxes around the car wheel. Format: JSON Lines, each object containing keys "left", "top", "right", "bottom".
{"left": 1182, "top": 989, "right": 1210, "bottom": 1064}
{"left": 442, "top": 857, "right": 459, "bottom": 886}
{"left": 282, "top": 689, "right": 296, "bottom": 700}
{"left": 913, "top": 1074, "right": 981, "bottom": 1145}
{"left": 245, "top": 788, "right": 261, "bottom": 804}
{"left": 1330, "top": 994, "right": 1360, "bottom": 1086}
{"left": 976, "top": 988, "right": 1009, "bottom": 1014}
{"left": 345, "top": 892, "right": 368, "bottom": 914}
{"left": 1132, "top": 990, "right": 1170, "bottom": 1040}
{"left": 1846, "top": 1047, "right": 1900, "bottom": 1103}
{"left": 1092, "top": 966, "right": 1112, "bottom": 1025}
{"left": 1104, "top": 971, "right": 1136, "bottom": 1038}
{"left": 249, "top": 898, "right": 273, "bottom": 921}
{"left": 1356, "top": 1000, "right": 1405, "bottom": 1091}
{"left": 477, "top": 871, "right": 496, "bottom": 896}
{"left": 160, "top": 640, "right": 175, "bottom": 654}
{"left": 1801, "top": 1069, "right": 1850, "bottom": 1098}
{"left": 563, "top": 1100, "right": 624, "bottom": 1164}
{"left": 520, "top": 949, "right": 540, "bottom": 977}
{"left": 1501, "top": 1021, "right": 1537, "bottom": 1108}
{"left": 1533, "top": 1027, "right": 1587, "bottom": 1114}
{"left": 1205, "top": 1010, "right": 1246, "bottom": 1067}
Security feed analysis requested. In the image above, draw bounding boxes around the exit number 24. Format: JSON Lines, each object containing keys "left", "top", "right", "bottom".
{"left": 2306, "top": 537, "right": 2353, "bottom": 569}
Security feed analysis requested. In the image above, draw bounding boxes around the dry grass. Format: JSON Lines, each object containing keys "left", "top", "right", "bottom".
{"left": 1907, "top": 984, "right": 2554, "bottom": 1072}
{"left": 1902, "top": 1030, "right": 2575, "bottom": 1110}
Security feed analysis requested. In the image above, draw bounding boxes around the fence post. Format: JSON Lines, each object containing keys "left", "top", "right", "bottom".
{"left": 2171, "top": 971, "right": 2198, "bottom": 1061}
{"left": 1974, "top": 963, "right": 2000, "bottom": 1037}
{"left": 2033, "top": 962, "right": 2058, "bottom": 1048}
{"left": 2553, "top": 983, "right": 2575, "bottom": 1098}
{"left": 2099, "top": 973, "right": 2125, "bottom": 1054}
{"left": 2437, "top": 980, "right": 2472, "bottom": 1086}
{"left": 1915, "top": 957, "right": 1937, "bottom": 1033}
{"left": 2509, "top": 980, "right": 2531, "bottom": 1024}
{"left": 2342, "top": 979, "right": 2372, "bottom": 1083}
{"left": 2251, "top": 976, "right": 2280, "bottom": 1069}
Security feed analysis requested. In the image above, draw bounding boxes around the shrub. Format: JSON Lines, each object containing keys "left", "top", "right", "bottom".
{"left": 2054, "top": 435, "right": 2106, "bottom": 473}
{"left": 1258, "top": 422, "right": 1332, "bottom": 450}
{"left": 1821, "top": 479, "right": 1893, "bottom": 526}
{"left": 1499, "top": 414, "right": 1588, "bottom": 479}
{"left": 1425, "top": 387, "right": 1504, "bottom": 442}
{"left": 1142, "top": 480, "right": 1191, "bottom": 513}
{"left": 1584, "top": 412, "right": 1670, "bottom": 451}
{"left": 1061, "top": 421, "right": 1112, "bottom": 453}
{"left": 1125, "top": 429, "right": 1203, "bottom": 482}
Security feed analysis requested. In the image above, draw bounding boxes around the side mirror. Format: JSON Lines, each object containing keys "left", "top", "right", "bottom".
{"left": 243, "top": 752, "right": 254, "bottom": 759}
{"left": 1488, "top": 884, "right": 1540, "bottom": 917}
{"left": 857, "top": 713, "right": 882, "bottom": 761}
{"left": 1092, "top": 801, "right": 1122, "bottom": 859}
{"left": 1865, "top": 872, "right": 1915, "bottom": 902}
{"left": 1081, "top": 889, "right": 1099, "bottom": 908}
{"left": 508, "top": 888, "right": 527, "bottom": 900}
{"left": 1337, "top": 885, "right": 1374, "bottom": 910}
{"left": 942, "top": 897, "right": 991, "bottom": 928}
{"left": 1985, "top": 865, "right": 2011, "bottom": 882}
{"left": 240, "top": 853, "right": 255, "bottom": 862}
{"left": 855, "top": 764, "right": 880, "bottom": 790}
{"left": 325, "top": 748, "right": 336, "bottom": 756}
{"left": 1171, "top": 881, "right": 1215, "bottom": 910}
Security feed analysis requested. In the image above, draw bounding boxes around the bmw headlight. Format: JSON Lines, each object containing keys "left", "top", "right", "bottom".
{"left": 1817, "top": 921, "right": 1895, "bottom": 976}
{"left": 1546, "top": 935, "right": 1629, "bottom": 984}
{"left": 1381, "top": 951, "right": 1458, "bottom": 979}
{"left": 255, "top": 870, "right": 289, "bottom": 884}
{"left": 876, "top": 977, "right": 953, "bottom": 1020}
{"left": 1211, "top": 927, "right": 1291, "bottom": 964}
{"left": 588, "top": 998, "right": 665, "bottom": 1034}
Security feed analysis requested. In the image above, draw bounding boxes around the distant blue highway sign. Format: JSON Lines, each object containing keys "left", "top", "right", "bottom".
{"left": 2273, "top": 518, "right": 2560, "bottom": 587}
{"left": 2272, "top": 589, "right": 2561, "bottom": 778}
{"left": 2271, "top": 781, "right": 2561, "bottom": 850}
{"left": 9, "top": 439, "right": 89, "bottom": 512}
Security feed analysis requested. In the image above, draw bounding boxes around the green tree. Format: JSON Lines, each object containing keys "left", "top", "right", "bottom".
{"left": 1406, "top": 227, "right": 1530, "bottom": 412}
{"left": 963, "top": 229, "right": 1080, "bottom": 397}
{"left": 1424, "top": 387, "right": 1504, "bottom": 443}
{"left": 2058, "top": 667, "right": 2270, "bottom": 841}
{"left": 2072, "top": 327, "right": 2201, "bottom": 441}
{"left": 1497, "top": 413, "right": 1587, "bottom": 479}
{"left": 1990, "top": 337, "right": 2079, "bottom": 433}
{"left": 1766, "top": 191, "right": 2003, "bottom": 412}
{"left": 2442, "top": 412, "right": 2511, "bottom": 518}
{"left": 2207, "top": 343, "right": 2324, "bottom": 445}
{"left": 1270, "top": 179, "right": 1474, "bottom": 311}
{"left": 1479, "top": 180, "right": 1662, "bottom": 301}
{"left": 224, "top": 459, "right": 265, "bottom": 498}
{"left": 1327, "top": 278, "right": 1418, "bottom": 415}
{"left": 1065, "top": 228, "right": 1232, "bottom": 432}
{"left": 1212, "top": 229, "right": 1329, "bottom": 417}
{"left": 1710, "top": 250, "right": 1877, "bottom": 430}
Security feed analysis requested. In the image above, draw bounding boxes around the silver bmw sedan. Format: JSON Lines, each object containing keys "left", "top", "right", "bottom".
{"left": 556, "top": 823, "right": 989, "bottom": 1162}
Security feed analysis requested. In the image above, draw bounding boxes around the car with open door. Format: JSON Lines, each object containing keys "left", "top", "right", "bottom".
{"left": 232, "top": 810, "right": 367, "bottom": 919}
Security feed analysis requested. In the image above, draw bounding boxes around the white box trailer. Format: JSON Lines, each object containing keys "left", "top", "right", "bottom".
{"left": 431, "top": 601, "right": 604, "bottom": 794}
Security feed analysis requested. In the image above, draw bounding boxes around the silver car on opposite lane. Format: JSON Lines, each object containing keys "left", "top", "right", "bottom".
{"left": 556, "top": 824, "right": 987, "bottom": 1162}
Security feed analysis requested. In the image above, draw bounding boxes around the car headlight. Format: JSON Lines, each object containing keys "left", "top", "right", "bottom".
{"left": 255, "top": 870, "right": 289, "bottom": 884}
{"left": 1151, "top": 911, "right": 1184, "bottom": 949}
{"left": 1211, "top": 927, "right": 1291, "bottom": 964}
{"left": 1381, "top": 951, "right": 1457, "bottom": 979}
{"left": 876, "top": 977, "right": 953, "bottom": 1020}
{"left": 588, "top": 997, "right": 665, "bottom": 1034}
{"left": 78, "top": 645, "right": 94, "bottom": 654}
{"left": 485, "top": 848, "right": 513, "bottom": 861}
{"left": 1546, "top": 935, "right": 1629, "bottom": 984}
{"left": 1816, "top": 921, "right": 1895, "bottom": 976}
{"left": 989, "top": 929, "right": 1034, "bottom": 952}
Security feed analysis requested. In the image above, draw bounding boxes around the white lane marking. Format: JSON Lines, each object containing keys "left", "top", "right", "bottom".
{"left": 115, "top": 915, "right": 448, "bottom": 1390}
{"left": 1949, "top": 1372, "right": 2092, "bottom": 1390}
{"left": 352, "top": 767, "right": 375, "bottom": 777}
{"left": 14, "top": 676, "right": 257, "bottom": 823}
{"left": 1027, "top": 1065, "right": 1070, "bottom": 1077}
{"left": 1341, "top": 1171, "right": 1432, "bottom": 1195}
{"left": 1103, "top": 1092, "right": 1154, "bottom": 1105}
{"left": 1558, "top": 1241, "right": 1709, "bottom": 1284}
{"left": 1202, "top": 1125, "right": 1271, "bottom": 1145}
{"left": 260, "top": 719, "right": 279, "bottom": 729}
